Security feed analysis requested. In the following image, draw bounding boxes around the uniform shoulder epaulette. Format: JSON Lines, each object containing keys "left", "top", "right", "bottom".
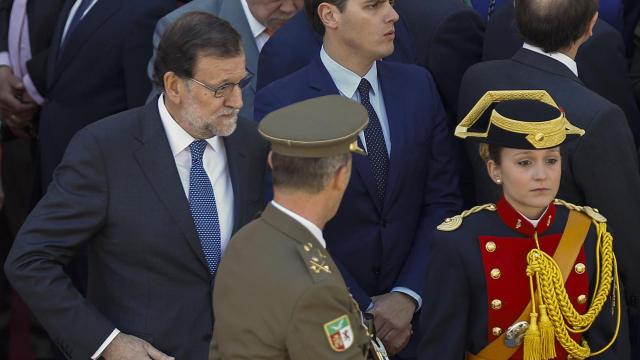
{"left": 295, "top": 241, "right": 334, "bottom": 283}
{"left": 437, "top": 203, "right": 497, "bottom": 232}
{"left": 553, "top": 199, "right": 607, "bottom": 223}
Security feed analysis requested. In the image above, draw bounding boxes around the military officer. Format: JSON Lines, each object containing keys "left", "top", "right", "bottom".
{"left": 210, "top": 95, "right": 371, "bottom": 359}
{"left": 418, "top": 90, "right": 630, "bottom": 359}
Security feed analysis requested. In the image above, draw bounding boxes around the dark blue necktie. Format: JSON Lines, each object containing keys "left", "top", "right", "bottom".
{"left": 487, "top": 0, "right": 496, "bottom": 20}
{"left": 188, "top": 140, "right": 222, "bottom": 276}
{"left": 60, "top": 0, "right": 93, "bottom": 49}
{"left": 357, "top": 78, "right": 389, "bottom": 204}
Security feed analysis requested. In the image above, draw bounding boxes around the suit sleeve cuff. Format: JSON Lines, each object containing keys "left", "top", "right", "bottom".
{"left": 91, "top": 328, "right": 120, "bottom": 359}
{"left": 21, "top": 73, "right": 44, "bottom": 105}
{"left": 0, "top": 52, "right": 9, "bottom": 67}
{"left": 391, "top": 287, "right": 422, "bottom": 311}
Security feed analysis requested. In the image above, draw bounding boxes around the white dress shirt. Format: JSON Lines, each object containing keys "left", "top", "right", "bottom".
{"left": 320, "top": 46, "right": 392, "bottom": 154}
{"left": 91, "top": 95, "right": 236, "bottom": 358}
{"left": 271, "top": 201, "right": 326, "bottom": 248}
{"left": 522, "top": 42, "right": 579, "bottom": 77}
{"left": 61, "top": 0, "right": 100, "bottom": 45}
{"left": 240, "top": 0, "right": 270, "bottom": 52}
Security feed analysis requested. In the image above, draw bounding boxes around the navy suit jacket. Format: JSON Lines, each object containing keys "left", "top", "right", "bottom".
{"left": 255, "top": 55, "right": 462, "bottom": 313}
{"left": 482, "top": 4, "right": 640, "bottom": 147}
{"left": 256, "top": 10, "right": 416, "bottom": 90}
{"left": 37, "top": 0, "right": 175, "bottom": 191}
{"left": 394, "top": 0, "right": 484, "bottom": 123}
{"left": 4, "top": 99, "right": 268, "bottom": 359}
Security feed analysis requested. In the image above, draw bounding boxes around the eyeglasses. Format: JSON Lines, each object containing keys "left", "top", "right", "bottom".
{"left": 187, "top": 72, "right": 253, "bottom": 98}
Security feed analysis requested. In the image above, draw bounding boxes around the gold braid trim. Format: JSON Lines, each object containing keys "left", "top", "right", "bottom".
{"left": 436, "top": 203, "right": 496, "bottom": 231}
{"left": 526, "top": 220, "right": 621, "bottom": 359}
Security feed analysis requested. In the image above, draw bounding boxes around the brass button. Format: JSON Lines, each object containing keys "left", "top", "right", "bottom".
{"left": 491, "top": 299, "right": 502, "bottom": 310}
{"left": 574, "top": 263, "right": 586, "bottom": 274}
{"left": 490, "top": 268, "right": 501, "bottom": 279}
{"left": 535, "top": 133, "right": 545, "bottom": 142}
{"left": 485, "top": 241, "right": 496, "bottom": 252}
{"left": 577, "top": 295, "right": 587, "bottom": 304}
{"left": 492, "top": 327, "right": 503, "bottom": 336}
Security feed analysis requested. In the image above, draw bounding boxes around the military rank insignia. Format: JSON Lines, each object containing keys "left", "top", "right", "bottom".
{"left": 323, "top": 315, "right": 354, "bottom": 352}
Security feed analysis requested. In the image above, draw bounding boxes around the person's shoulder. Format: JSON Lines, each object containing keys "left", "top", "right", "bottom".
{"left": 553, "top": 199, "right": 608, "bottom": 224}
{"left": 159, "top": 0, "right": 217, "bottom": 23}
{"left": 84, "top": 104, "right": 146, "bottom": 139}
{"left": 434, "top": 203, "right": 499, "bottom": 242}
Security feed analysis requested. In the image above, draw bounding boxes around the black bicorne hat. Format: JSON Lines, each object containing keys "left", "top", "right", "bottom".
{"left": 455, "top": 90, "right": 585, "bottom": 149}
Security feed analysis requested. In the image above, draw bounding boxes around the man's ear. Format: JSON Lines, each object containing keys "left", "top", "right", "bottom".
{"left": 163, "top": 71, "right": 184, "bottom": 104}
{"left": 267, "top": 151, "right": 274, "bottom": 170}
{"left": 318, "top": 2, "right": 340, "bottom": 31}
{"left": 587, "top": 11, "right": 598, "bottom": 37}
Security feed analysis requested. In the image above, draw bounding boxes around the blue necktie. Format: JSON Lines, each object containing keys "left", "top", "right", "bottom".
{"left": 189, "top": 140, "right": 222, "bottom": 276}
{"left": 60, "top": 0, "right": 93, "bottom": 49}
{"left": 357, "top": 78, "right": 389, "bottom": 204}
{"left": 487, "top": 0, "right": 496, "bottom": 20}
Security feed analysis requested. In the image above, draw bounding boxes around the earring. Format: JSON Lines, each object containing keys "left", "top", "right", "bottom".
{"left": 496, "top": 178, "right": 502, "bottom": 184}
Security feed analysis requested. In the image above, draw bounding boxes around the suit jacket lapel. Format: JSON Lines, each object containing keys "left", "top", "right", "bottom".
{"left": 308, "top": 56, "right": 382, "bottom": 211}
{"left": 133, "top": 98, "right": 209, "bottom": 272}
{"left": 47, "top": 0, "right": 75, "bottom": 88}
{"left": 512, "top": 48, "right": 583, "bottom": 85}
{"left": 222, "top": 125, "right": 248, "bottom": 233}
{"left": 52, "top": 0, "right": 122, "bottom": 84}
{"left": 218, "top": 0, "right": 259, "bottom": 93}
{"left": 377, "top": 62, "right": 406, "bottom": 212}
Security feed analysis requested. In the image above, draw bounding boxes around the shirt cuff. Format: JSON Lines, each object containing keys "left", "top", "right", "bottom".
{"left": 0, "top": 52, "right": 9, "bottom": 67}
{"left": 391, "top": 287, "right": 422, "bottom": 311}
{"left": 91, "top": 328, "right": 120, "bottom": 359}
{"left": 22, "top": 73, "right": 44, "bottom": 105}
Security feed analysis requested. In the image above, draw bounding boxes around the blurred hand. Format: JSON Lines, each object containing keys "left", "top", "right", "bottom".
{"left": 102, "top": 333, "right": 174, "bottom": 360}
{"left": 0, "top": 66, "right": 38, "bottom": 127}
{"left": 369, "top": 292, "right": 416, "bottom": 356}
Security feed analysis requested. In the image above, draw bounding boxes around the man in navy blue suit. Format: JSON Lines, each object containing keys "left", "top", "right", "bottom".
{"left": 255, "top": 0, "right": 462, "bottom": 357}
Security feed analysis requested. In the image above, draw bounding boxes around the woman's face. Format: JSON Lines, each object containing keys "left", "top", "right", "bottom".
{"left": 487, "top": 147, "right": 561, "bottom": 219}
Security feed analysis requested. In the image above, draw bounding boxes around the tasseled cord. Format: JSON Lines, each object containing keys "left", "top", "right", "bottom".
{"left": 524, "top": 266, "right": 542, "bottom": 360}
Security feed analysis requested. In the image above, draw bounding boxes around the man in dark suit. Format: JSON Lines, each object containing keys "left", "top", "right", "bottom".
{"left": 37, "top": 0, "right": 175, "bottom": 193}
{"left": 482, "top": 2, "right": 640, "bottom": 147}
{"left": 4, "top": 12, "right": 268, "bottom": 359}
{"left": 255, "top": 0, "right": 462, "bottom": 357}
{"left": 393, "top": 0, "right": 484, "bottom": 123}
{"left": 255, "top": 7, "right": 416, "bottom": 90}
{"left": 459, "top": 0, "right": 640, "bottom": 350}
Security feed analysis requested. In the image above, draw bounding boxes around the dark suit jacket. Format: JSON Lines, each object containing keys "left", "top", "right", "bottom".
{"left": 458, "top": 48, "right": 640, "bottom": 314}
{"left": 0, "top": 0, "right": 65, "bottom": 94}
{"left": 395, "top": 0, "right": 484, "bottom": 122}
{"left": 37, "top": 0, "right": 175, "bottom": 191}
{"left": 256, "top": 54, "right": 462, "bottom": 315}
{"left": 256, "top": 10, "right": 416, "bottom": 90}
{"left": 4, "top": 98, "right": 268, "bottom": 359}
{"left": 482, "top": 4, "right": 640, "bottom": 146}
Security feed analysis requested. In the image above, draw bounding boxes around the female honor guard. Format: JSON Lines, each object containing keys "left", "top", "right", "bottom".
{"left": 418, "top": 90, "right": 630, "bottom": 359}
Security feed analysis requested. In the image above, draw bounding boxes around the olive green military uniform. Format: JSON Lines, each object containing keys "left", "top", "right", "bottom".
{"left": 209, "top": 204, "right": 369, "bottom": 359}
{"left": 209, "top": 95, "right": 371, "bottom": 359}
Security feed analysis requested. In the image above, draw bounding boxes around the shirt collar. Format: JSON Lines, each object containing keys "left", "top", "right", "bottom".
{"left": 320, "top": 46, "right": 379, "bottom": 99}
{"left": 496, "top": 195, "right": 556, "bottom": 236}
{"left": 522, "top": 43, "right": 579, "bottom": 77}
{"left": 270, "top": 201, "right": 327, "bottom": 248}
{"left": 157, "top": 94, "right": 222, "bottom": 156}
{"left": 240, "top": 0, "right": 267, "bottom": 39}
